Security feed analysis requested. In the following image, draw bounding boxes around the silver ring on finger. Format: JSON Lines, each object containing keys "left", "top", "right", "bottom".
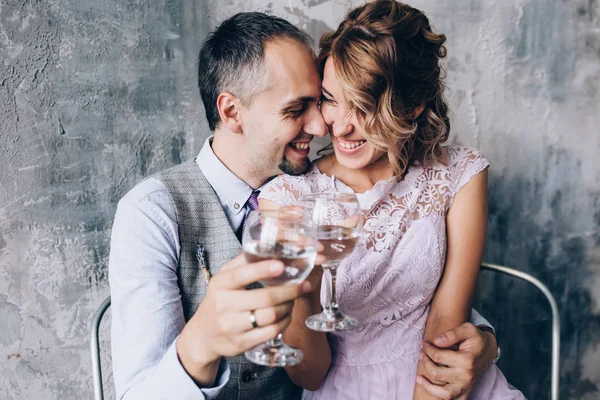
{"left": 249, "top": 310, "right": 259, "bottom": 329}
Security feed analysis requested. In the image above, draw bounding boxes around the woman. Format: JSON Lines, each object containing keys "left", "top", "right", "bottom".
{"left": 261, "top": 1, "right": 525, "bottom": 399}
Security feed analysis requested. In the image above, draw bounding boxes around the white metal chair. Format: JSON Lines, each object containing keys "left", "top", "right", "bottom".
{"left": 90, "top": 265, "right": 561, "bottom": 400}
{"left": 480, "top": 263, "right": 560, "bottom": 400}
{"left": 91, "top": 295, "right": 111, "bottom": 400}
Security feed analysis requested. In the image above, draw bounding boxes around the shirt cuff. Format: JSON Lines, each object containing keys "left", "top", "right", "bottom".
{"left": 201, "top": 356, "right": 230, "bottom": 399}
{"left": 470, "top": 309, "right": 495, "bottom": 334}
{"left": 153, "top": 338, "right": 230, "bottom": 400}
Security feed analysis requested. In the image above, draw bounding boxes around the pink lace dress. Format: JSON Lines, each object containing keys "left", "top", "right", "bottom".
{"left": 260, "top": 146, "right": 525, "bottom": 399}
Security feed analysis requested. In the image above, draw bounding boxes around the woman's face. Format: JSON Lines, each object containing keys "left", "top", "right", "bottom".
{"left": 320, "top": 57, "right": 386, "bottom": 171}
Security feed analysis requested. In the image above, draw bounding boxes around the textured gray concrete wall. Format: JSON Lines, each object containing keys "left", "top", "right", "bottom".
{"left": 0, "top": 0, "right": 598, "bottom": 399}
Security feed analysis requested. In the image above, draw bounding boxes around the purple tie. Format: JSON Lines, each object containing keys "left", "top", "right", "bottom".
{"left": 241, "top": 190, "right": 260, "bottom": 239}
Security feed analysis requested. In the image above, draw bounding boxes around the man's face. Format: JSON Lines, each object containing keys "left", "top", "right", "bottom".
{"left": 238, "top": 38, "right": 327, "bottom": 180}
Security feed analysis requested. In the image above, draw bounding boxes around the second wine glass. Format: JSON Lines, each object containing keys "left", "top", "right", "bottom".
{"left": 301, "top": 192, "right": 363, "bottom": 331}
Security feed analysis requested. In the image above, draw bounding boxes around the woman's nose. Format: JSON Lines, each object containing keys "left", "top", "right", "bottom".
{"left": 330, "top": 115, "right": 354, "bottom": 137}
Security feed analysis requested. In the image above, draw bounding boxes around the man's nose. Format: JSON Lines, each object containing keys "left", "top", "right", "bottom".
{"left": 305, "top": 108, "right": 328, "bottom": 138}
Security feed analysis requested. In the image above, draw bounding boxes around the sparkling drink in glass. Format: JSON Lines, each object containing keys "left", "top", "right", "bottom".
{"left": 242, "top": 210, "right": 317, "bottom": 366}
{"left": 300, "top": 193, "right": 362, "bottom": 332}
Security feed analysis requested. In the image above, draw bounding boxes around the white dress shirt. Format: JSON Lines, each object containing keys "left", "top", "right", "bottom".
{"left": 109, "top": 137, "right": 257, "bottom": 400}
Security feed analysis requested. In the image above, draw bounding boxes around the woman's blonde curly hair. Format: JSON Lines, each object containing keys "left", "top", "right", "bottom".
{"left": 318, "top": 0, "right": 450, "bottom": 177}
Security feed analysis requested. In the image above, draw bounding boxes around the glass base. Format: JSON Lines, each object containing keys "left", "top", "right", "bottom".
{"left": 305, "top": 310, "right": 358, "bottom": 332}
{"left": 244, "top": 340, "right": 303, "bottom": 367}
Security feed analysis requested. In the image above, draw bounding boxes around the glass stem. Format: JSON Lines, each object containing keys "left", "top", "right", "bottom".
{"left": 268, "top": 334, "right": 284, "bottom": 347}
{"left": 323, "top": 262, "right": 340, "bottom": 317}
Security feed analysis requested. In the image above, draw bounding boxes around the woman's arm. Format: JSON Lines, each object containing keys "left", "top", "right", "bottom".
{"left": 259, "top": 198, "right": 332, "bottom": 391}
{"left": 413, "top": 168, "right": 488, "bottom": 400}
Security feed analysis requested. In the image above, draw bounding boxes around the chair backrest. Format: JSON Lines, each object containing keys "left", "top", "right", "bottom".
{"left": 480, "top": 263, "right": 560, "bottom": 400}
{"left": 91, "top": 296, "right": 111, "bottom": 400}
{"left": 90, "top": 266, "right": 560, "bottom": 400}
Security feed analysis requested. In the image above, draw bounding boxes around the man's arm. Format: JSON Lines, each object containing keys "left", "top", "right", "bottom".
{"left": 110, "top": 179, "right": 312, "bottom": 399}
{"left": 470, "top": 309, "right": 494, "bottom": 334}
{"left": 109, "top": 179, "right": 228, "bottom": 399}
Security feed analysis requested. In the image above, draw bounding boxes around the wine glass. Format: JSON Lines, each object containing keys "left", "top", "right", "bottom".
{"left": 242, "top": 209, "right": 318, "bottom": 366}
{"left": 300, "top": 192, "right": 363, "bottom": 331}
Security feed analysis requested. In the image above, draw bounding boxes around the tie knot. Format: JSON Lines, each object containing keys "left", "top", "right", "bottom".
{"left": 247, "top": 190, "right": 260, "bottom": 211}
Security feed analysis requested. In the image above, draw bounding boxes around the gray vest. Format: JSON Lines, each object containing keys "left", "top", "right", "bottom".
{"left": 156, "top": 160, "right": 302, "bottom": 400}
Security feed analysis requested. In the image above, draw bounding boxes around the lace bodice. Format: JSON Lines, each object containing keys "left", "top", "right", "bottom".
{"left": 260, "top": 146, "right": 489, "bottom": 367}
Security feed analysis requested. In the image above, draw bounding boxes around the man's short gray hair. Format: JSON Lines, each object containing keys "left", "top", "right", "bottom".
{"left": 198, "top": 12, "right": 313, "bottom": 131}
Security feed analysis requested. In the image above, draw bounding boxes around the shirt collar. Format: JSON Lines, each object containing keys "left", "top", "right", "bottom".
{"left": 196, "top": 136, "right": 253, "bottom": 215}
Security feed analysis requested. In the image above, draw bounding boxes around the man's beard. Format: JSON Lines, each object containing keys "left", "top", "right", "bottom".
{"left": 278, "top": 156, "right": 312, "bottom": 176}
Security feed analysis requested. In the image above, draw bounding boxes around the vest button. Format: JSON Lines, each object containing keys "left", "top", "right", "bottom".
{"left": 241, "top": 371, "right": 254, "bottom": 382}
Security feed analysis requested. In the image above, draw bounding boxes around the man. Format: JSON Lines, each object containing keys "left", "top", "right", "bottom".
{"left": 109, "top": 12, "right": 500, "bottom": 400}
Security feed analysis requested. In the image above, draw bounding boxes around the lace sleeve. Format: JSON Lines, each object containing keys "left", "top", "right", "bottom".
{"left": 259, "top": 174, "right": 312, "bottom": 207}
{"left": 448, "top": 147, "right": 490, "bottom": 205}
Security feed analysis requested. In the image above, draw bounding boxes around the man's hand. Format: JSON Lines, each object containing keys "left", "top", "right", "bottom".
{"left": 416, "top": 322, "right": 497, "bottom": 399}
{"left": 176, "top": 254, "right": 312, "bottom": 386}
